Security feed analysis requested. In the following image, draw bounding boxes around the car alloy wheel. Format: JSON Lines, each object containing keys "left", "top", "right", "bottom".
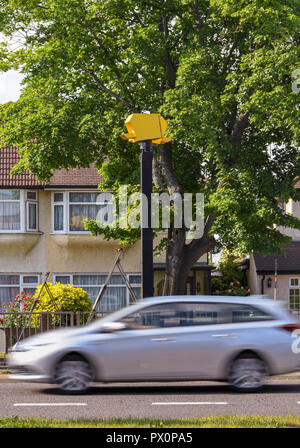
{"left": 228, "top": 356, "right": 267, "bottom": 391}
{"left": 54, "top": 359, "right": 93, "bottom": 392}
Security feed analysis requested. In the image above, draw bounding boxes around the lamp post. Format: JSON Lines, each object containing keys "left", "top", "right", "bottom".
{"left": 139, "top": 140, "right": 154, "bottom": 297}
{"left": 121, "top": 113, "right": 170, "bottom": 298}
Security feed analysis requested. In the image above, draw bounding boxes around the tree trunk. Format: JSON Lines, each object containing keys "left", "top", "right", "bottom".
{"left": 163, "top": 243, "right": 190, "bottom": 296}
{"left": 158, "top": 142, "right": 217, "bottom": 296}
{"left": 162, "top": 220, "right": 216, "bottom": 296}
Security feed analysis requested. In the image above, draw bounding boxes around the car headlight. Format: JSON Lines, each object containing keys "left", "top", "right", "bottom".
{"left": 10, "top": 342, "right": 53, "bottom": 352}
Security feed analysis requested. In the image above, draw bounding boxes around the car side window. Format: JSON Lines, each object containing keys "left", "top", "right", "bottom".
{"left": 117, "top": 302, "right": 226, "bottom": 330}
{"left": 117, "top": 303, "right": 180, "bottom": 330}
{"left": 224, "top": 304, "right": 274, "bottom": 323}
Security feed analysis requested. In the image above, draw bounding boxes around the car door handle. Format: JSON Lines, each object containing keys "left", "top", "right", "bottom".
{"left": 151, "top": 338, "right": 176, "bottom": 342}
{"left": 211, "top": 333, "right": 236, "bottom": 338}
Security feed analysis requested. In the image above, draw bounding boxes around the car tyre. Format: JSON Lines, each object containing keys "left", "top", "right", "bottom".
{"left": 228, "top": 353, "right": 268, "bottom": 392}
{"left": 54, "top": 356, "right": 93, "bottom": 394}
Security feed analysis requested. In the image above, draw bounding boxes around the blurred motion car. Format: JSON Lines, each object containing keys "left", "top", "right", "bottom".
{"left": 7, "top": 295, "right": 300, "bottom": 393}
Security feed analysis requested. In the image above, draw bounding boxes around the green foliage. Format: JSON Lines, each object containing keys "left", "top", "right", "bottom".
{"left": 212, "top": 279, "right": 250, "bottom": 297}
{"left": 34, "top": 282, "right": 92, "bottom": 313}
{"left": 0, "top": 284, "right": 92, "bottom": 329}
{"left": 0, "top": 0, "right": 299, "bottom": 260}
{"left": 211, "top": 249, "right": 250, "bottom": 296}
{"left": 0, "top": 291, "right": 38, "bottom": 328}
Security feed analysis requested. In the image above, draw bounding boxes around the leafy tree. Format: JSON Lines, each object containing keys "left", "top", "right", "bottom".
{"left": 0, "top": 0, "right": 299, "bottom": 294}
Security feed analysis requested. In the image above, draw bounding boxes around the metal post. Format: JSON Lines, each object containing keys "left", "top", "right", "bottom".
{"left": 274, "top": 257, "right": 278, "bottom": 301}
{"left": 87, "top": 249, "right": 123, "bottom": 323}
{"left": 139, "top": 140, "right": 154, "bottom": 298}
{"left": 17, "top": 272, "right": 50, "bottom": 342}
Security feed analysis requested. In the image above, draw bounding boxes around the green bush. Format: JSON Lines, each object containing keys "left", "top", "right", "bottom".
{"left": 34, "top": 282, "right": 92, "bottom": 313}
{"left": 212, "top": 249, "right": 250, "bottom": 296}
{"left": 212, "top": 280, "right": 250, "bottom": 296}
{"left": 0, "top": 284, "right": 93, "bottom": 329}
{"left": 34, "top": 282, "right": 92, "bottom": 326}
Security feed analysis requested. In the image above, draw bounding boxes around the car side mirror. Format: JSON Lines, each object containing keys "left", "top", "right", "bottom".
{"left": 101, "top": 322, "right": 127, "bottom": 333}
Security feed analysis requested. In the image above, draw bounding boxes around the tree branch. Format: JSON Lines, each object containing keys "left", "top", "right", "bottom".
{"left": 190, "top": 0, "right": 203, "bottom": 33}
{"left": 159, "top": 15, "right": 177, "bottom": 90}
{"left": 159, "top": 142, "right": 182, "bottom": 194}
{"left": 86, "top": 68, "right": 136, "bottom": 109}
{"left": 232, "top": 112, "right": 250, "bottom": 148}
{"left": 152, "top": 149, "right": 166, "bottom": 191}
{"left": 187, "top": 213, "right": 216, "bottom": 264}
{"left": 79, "top": 18, "right": 139, "bottom": 111}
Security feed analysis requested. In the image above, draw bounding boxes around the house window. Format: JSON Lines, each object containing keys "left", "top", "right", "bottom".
{"left": 0, "top": 190, "right": 38, "bottom": 232}
{"left": 289, "top": 278, "right": 300, "bottom": 312}
{"left": 0, "top": 190, "right": 21, "bottom": 231}
{"left": 0, "top": 274, "right": 40, "bottom": 307}
{"left": 53, "top": 273, "right": 141, "bottom": 312}
{"left": 26, "top": 191, "right": 38, "bottom": 231}
{"left": 52, "top": 192, "right": 114, "bottom": 233}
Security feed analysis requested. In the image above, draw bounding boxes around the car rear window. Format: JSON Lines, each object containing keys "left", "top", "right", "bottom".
{"left": 224, "top": 304, "right": 274, "bottom": 323}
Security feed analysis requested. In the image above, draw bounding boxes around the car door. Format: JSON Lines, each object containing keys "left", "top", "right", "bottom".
{"left": 140, "top": 301, "right": 239, "bottom": 379}
{"left": 92, "top": 302, "right": 187, "bottom": 381}
{"left": 91, "top": 300, "right": 237, "bottom": 381}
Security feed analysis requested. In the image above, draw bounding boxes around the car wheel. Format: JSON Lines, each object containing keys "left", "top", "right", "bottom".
{"left": 228, "top": 354, "right": 267, "bottom": 392}
{"left": 54, "top": 357, "right": 93, "bottom": 393}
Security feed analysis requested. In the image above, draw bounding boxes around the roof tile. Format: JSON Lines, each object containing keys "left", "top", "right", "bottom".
{"left": 253, "top": 242, "right": 300, "bottom": 273}
{"left": 0, "top": 146, "right": 102, "bottom": 188}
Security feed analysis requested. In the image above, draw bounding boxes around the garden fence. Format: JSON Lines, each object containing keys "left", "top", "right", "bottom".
{"left": 0, "top": 311, "right": 108, "bottom": 353}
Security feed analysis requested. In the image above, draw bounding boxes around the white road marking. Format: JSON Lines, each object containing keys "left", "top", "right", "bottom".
{"left": 13, "top": 403, "right": 87, "bottom": 407}
{"left": 151, "top": 401, "right": 228, "bottom": 406}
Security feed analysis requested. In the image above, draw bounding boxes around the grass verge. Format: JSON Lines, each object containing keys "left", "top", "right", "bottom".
{"left": 0, "top": 415, "right": 300, "bottom": 428}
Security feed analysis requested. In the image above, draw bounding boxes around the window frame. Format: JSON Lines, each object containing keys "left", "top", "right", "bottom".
{"left": 116, "top": 301, "right": 222, "bottom": 330}
{"left": 0, "top": 190, "right": 39, "bottom": 233}
{"left": 0, "top": 273, "right": 40, "bottom": 307}
{"left": 52, "top": 272, "right": 142, "bottom": 310}
{"left": 51, "top": 191, "right": 113, "bottom": 234}
{"left": 116, "top": 301, "right": 275, "bottom": 330}
{"left": 289, "top": 277, "right": 300, "bottom": 313}
{"left": 52, "top": 192, "right": 67, "bottom": 233}
{"left": 26, "top": 193, "right": 38, "bottom": 232}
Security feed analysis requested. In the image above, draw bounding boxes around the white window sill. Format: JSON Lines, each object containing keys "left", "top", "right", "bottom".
{"left": 0, "top": 231, "right": 43, "bottom": 235}
{"left": 49, "top": 232, "right": 91, "bottom": 235}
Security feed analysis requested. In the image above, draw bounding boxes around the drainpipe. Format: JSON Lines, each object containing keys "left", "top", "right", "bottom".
{"left": 261, "top": 275, "right": 265, "bottom": 295}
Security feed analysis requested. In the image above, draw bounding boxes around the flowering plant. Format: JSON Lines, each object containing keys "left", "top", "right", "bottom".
{"left": 213, "top": 281, "right": 250, "bottom": 297}
{"left": 0, "top": 292, "right": 39, "bottom": 328}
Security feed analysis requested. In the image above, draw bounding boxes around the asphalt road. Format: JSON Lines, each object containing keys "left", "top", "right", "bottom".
{"left": 0, "top": 378, "right": 300, "bottom": 420}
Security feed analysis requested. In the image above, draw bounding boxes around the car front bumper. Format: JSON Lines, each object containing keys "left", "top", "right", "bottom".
{"left": 9, "top": 365, "right": 51, "bottom": 383}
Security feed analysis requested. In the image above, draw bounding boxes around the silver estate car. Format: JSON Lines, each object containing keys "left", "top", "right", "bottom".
{"left": 7, "top": 296, "right": 300, "bottom": 393}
